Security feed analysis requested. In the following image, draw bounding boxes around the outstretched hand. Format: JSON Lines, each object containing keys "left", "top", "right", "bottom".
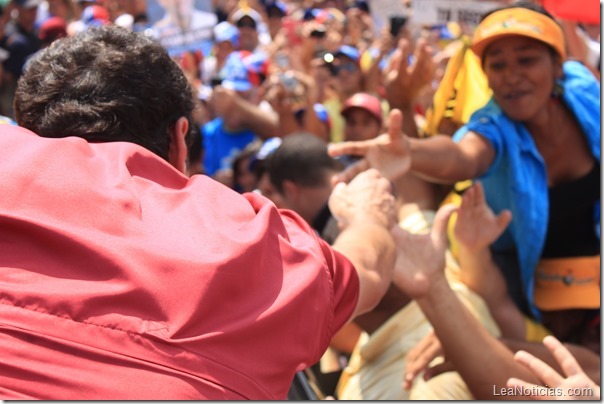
{"left": 507, "top": 336, "right": 601, "bottom": 400}
{"left": 328, "top": 109, "right": 411, "bottom": 184}
{"left": 455, "top": 182, "right": 512, "bottom": 253}
{"left": 390, "top": 204, "right": 457, "bottom": 299}
{"left": 454, "top": 182, "right": 511, "bottom": 303}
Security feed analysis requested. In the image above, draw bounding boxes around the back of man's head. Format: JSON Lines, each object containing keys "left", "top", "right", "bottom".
{"left": 15, "top": 26, "right": 194, "bottom": 161}
{"left": 266, "top": 132, "right": 344, "bottom": 194}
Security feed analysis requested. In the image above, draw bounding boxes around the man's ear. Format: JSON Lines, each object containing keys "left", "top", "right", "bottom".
{"left": 168, "top": 116, "right": 189, "bottom": 174}
{"left": 282, "top": 179, "right": 299, "bottom": 202}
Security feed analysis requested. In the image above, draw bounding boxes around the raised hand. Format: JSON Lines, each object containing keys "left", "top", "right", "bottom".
{"left": 507, "top": 336, "right": 601, "bottom": 400}
{"left": 454, "top": 182, "right": 512, "bottom": 253}
{"left": 454, "top": 182, "right": 511, "bottom": 303}
{"left": 384, "top": 38, "right": 435, "bottom": 110}
{"left": 390, "top": 203, "right": 457, "bottom": 299}
{"left": 328, "top": 109, "right": 412, "bottom": 184}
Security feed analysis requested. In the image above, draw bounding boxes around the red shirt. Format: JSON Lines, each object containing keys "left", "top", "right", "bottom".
{"left": 0, "top": 126, "right": 359, "bottom": 399}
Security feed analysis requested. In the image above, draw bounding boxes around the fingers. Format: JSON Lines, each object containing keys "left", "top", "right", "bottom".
{"left": 330, "top": 158, "right": 370, "bottom": 186}
{"left": 396, "top": 38, "right": 410, "bottom": 79}
{"left": 431, "top": 204, "right": 457, "bottom": 250}
{"left": 327, "top": 139, "right": 375, "bottom": 158}
{"left": 514, "top": 350, "right": 565, "bottom": 388}
{"left": 387, "top": 109, "right": 405, "bottom": 147}
{"left": 542, "top": 336, "right": 584, "bottom": 378}
{"left": 404, "top": 330, "right": 442, "bottom": 390}
{"left": 496, "top": 209, "right": 513, "bottom": 232}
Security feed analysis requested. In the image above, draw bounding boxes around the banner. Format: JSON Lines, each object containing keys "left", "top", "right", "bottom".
{"left": 411, "top": 0, "right": 506, "bottom": 27}
{"left": 147, "top": 0, "right": 217, "bottom": 57}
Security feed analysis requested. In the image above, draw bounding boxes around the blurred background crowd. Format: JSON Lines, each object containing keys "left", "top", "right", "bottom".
{"left": 0, "top": 0, "right": 599, "bottom": 191}
{"left": 0, "top": 0, "right": 600, "bottom": 399}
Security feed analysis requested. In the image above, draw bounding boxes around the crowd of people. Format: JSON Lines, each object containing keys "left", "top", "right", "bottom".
{"left": 0, "top": 0, "right": 600, "bottom": 400}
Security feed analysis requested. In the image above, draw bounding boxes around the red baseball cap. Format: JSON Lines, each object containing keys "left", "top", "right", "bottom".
{"left": 39, "top": 17, "right": 67, "bottom": 43}
{"left": 341, "top": 93, "right": 382, "bottom": 125}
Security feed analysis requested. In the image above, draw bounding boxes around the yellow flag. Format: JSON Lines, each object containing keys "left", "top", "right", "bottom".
{"left": 423, "top": 36, "right": 491, "bottom": 136}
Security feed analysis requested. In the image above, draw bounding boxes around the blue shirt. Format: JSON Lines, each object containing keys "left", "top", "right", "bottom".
{"left": 202, "top": 118, "right": 258, "bottom": 177}
{"left": 453, "top": 61, "right": 601, "bottom": 319}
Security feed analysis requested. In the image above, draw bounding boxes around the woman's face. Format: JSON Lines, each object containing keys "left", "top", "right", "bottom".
{"left": 484, "top": 36, "right": 562, "bottom": 123}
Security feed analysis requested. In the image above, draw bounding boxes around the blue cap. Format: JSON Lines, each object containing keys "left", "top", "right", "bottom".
{"left": 313, "top": 103, "right": 331, "bottom": 129}
{"left": 335, "top": 45, "right": 360, "bottom": 64}
{"left": 249, "top": 137, "right": 282, "bottom": 172}
{"left": 303, "top": 8, "right": 320, "bottom": 21}
{"left": 265, "top": 1, "right": 287, "bottom": 16}
{"left": 214, "top": 21, "right": 239, "bottom": 46}
{"left": 220, "top": 52, "right": 255, "bottom": 92}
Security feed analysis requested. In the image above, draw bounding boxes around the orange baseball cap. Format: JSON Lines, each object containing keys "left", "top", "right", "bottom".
{"left": 533, "top": 256, "right": 600, "bottom": 311}
{"left": 472, "top": 7, "right": 566, "bottom": 63}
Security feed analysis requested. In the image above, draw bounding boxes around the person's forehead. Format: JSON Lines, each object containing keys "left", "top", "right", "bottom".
{"left": 345, "top": 107, "right": 374, "bottom": 120}
{"left": 486, "top": 35, "right": 549, "bottom": 56}
{"left": 238, "top": 15, "right": 256, "bottom": 25}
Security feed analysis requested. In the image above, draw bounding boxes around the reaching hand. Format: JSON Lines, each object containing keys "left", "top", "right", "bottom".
{"left": 384, "top": 38, "right": 435, "bottom": 110}
{"left": 328, "top": 168, "right": 397, "bottom": 231}
{"left": 454, "top": 182, "right": 511, "bottom": 303}
{"left": 403, "top": 330, "right": 455, "bottom": 390}
{"left": 390, "top": 204, "right": 457, "bottom": 299}
{"left": 507, "top": 336, "right": 601, "bottom": 400}
{"left": 454, "top": 182, "right": 512, "bottom": 253}
{"left": 328, "top": 109, "right": 412, "bottom": 184}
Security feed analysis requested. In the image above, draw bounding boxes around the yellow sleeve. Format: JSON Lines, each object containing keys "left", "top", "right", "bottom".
{"left": 524, "top": 316, "right": 552, "bottom": 342}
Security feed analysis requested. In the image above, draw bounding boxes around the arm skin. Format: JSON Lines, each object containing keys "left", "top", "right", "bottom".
{"left": 391, "top": 205, "right": 541, "bottom": 400}
{"left": 329, "top": 170, "right": 397, "bottom": 319}
{"left": 407, "top": 132, "right": 495, "bottom": 184}
{"left": 332, "top": 218, "right": 396, "bottom": 319}
{"left": 453, "top": 182, "right": 525, "bottom": 340}
{"left": 414, "top": 276, "right": 541, "bottom": 400}
{"left": 328, "top": 110, "right": 495, "bottom": 185}
{"left": 228, "top": 96, "right": 280, "bottom": 140}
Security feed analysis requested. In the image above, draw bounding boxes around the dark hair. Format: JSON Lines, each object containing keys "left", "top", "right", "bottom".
{"left": 481, "top": 1, "right": 557, "bottom": 22}
{"left": 266, "top": 132, "right": 344, "bottom": 193}
{"left": 15, "top": 26, "right": 195, "bottom": 161}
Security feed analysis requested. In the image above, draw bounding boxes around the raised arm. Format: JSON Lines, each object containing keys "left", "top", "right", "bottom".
{"left": 329, "top": 169, "right": 397, "bottom": 318}
{"left": 328, "top": 110, "right": 495, "bottom": 184}
{"left": 391, "top": 204, "right": 540, "bottom": 400}
{"left": 454, "top": 182, "right": 525, "bottom": 340}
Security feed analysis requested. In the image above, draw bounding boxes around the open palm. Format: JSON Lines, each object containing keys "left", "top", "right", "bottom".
{"left": 391, "top": 204, "right": 457, "bottom": 299}
{"left": 328, "top": 109, "right": 411, "bottom": 184}
{"left": 454, "top": 182, "right": 512, "bottom": 252}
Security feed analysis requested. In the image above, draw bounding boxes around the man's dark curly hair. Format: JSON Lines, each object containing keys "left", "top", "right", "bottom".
{"left": 14, "top": 26, "right": 195, "bottom": 161}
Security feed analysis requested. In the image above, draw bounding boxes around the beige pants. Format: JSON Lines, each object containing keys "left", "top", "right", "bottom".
{"left": 336, "top": 210, "right": 501, "bottom": 400}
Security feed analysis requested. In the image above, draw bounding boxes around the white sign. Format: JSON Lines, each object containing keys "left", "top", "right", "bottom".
{"left": 370, "top": 0, "right": 409, "bottom": 33}
{"left": 412, "top": 0, "right": 506, "bottom": 27}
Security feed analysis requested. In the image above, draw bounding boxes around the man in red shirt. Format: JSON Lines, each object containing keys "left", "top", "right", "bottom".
{"left": 0, "top": 27, "right": 398, "bottom": 399}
